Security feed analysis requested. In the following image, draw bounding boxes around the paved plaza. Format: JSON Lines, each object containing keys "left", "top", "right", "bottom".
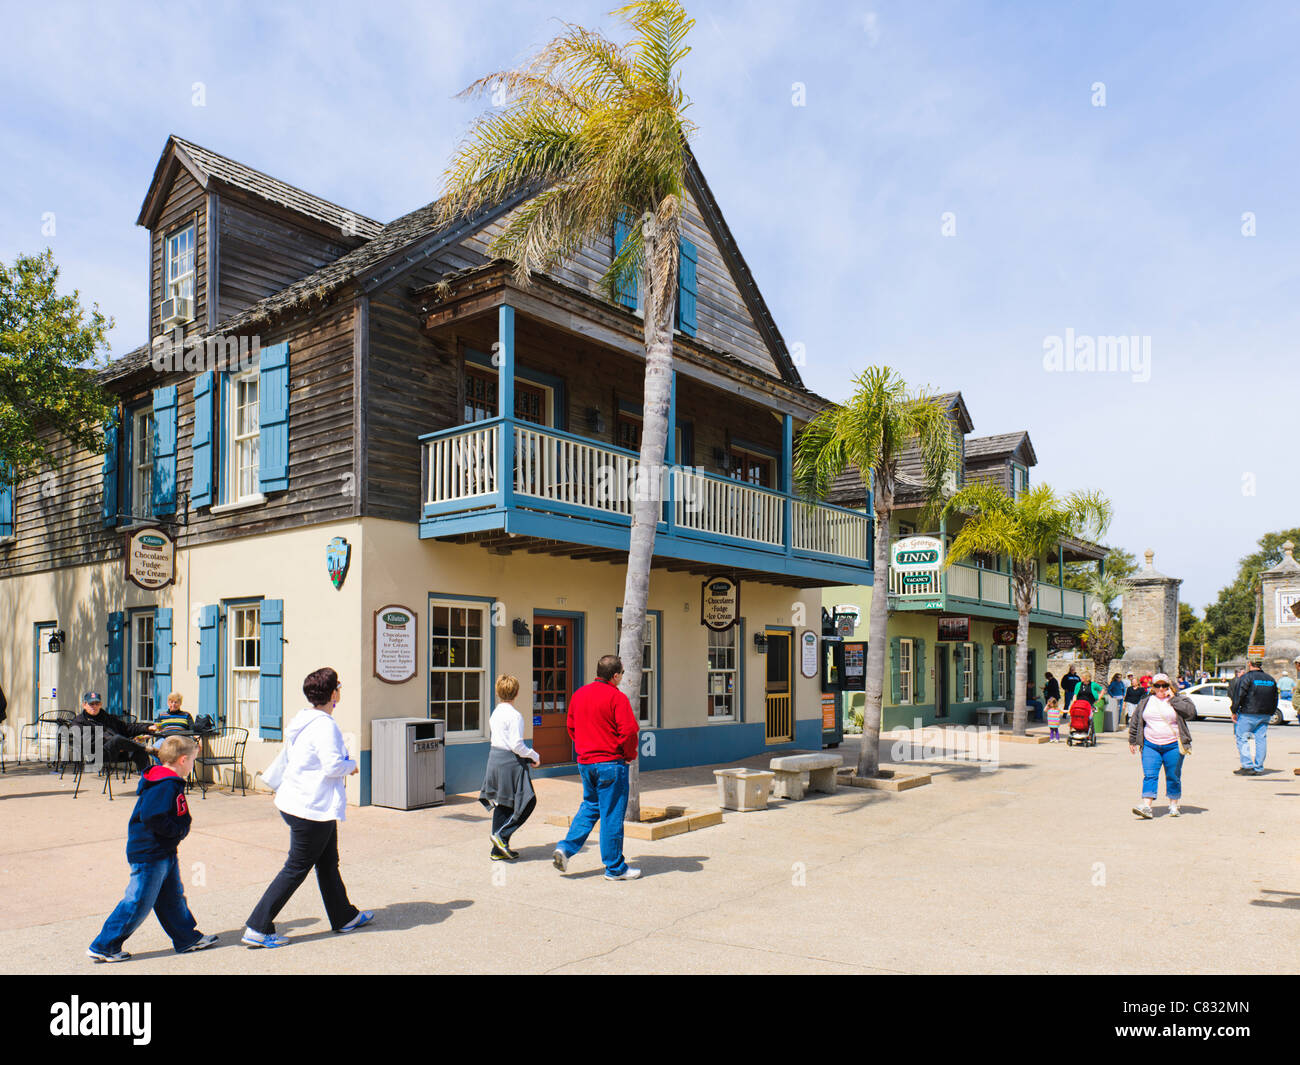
{"left": 1, "top": 720, "right": 1296, "bottom": 975}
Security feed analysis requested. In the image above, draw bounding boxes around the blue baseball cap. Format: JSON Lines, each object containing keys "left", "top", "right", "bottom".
{"left": 82, "top": 691, "right": 102, "bottom": 703}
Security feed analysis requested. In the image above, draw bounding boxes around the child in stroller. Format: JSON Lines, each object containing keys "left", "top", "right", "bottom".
{"left": 1066, "top": 695, "right": 1097, "bottom": 746}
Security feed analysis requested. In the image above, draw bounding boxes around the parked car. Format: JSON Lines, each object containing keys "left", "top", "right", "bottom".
{"left": 1180, "top": 682, "right": 1294, "bottom": 725}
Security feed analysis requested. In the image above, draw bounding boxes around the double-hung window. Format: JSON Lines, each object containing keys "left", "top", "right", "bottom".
{"left": 130, "top": 408, "right": 155, "bottom": 521}
{"left": 229, "top": 372, "right": 260, "bottom": 502}
{"left": 131, "top": 613, "right": 155, "bottom": 720}
{"left": 229, "top": 603, "right": 261, "bottom": 732}
{"left": 165, "top": 225, "right": 195, "bottom": 306}
{"left": 959, "top": 642, "right": 974, "bottom": 702}
{"left": 429, "top": 601, "right": 488, "bottom": 737}
{"left": 707, "top": 626, "right": 738, "bottom": 720}
{"left": 994, "top": 645, "right": 1009, "bottom": 700}
{"left": 615, "top": 612, "right": 657, "bottom": 724}
{"left": 898, "top": 638, "right": 914, "bottom": 705}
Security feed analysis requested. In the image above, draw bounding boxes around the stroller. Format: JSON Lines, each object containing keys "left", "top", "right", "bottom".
{"left": 1065, "top": 697, "right": 1096, "bottom": 747}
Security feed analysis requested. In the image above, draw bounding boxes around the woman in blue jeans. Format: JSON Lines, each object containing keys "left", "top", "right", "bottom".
{"left": 1127, "top": 673, "right": 1196, "bottom": 819}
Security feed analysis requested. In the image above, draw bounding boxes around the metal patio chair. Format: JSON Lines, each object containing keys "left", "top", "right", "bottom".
{"left": 194, "top": 727, "right": 249, "bottom": 797}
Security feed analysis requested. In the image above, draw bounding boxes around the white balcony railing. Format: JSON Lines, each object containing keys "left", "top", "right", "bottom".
{"left": 424, "top": 422, "right": 499, "bottom": 505}
{"left": 888, "top": 547, "right": 1090, "bottom": 619}
{"left": 515, "top": 424, "right": 639, "bottom": 517}
{"left": 1037, "top": 582, "right": 1063, "bottom": 614}
{"left": 792, "top": 501, "right": 870, "bottom": 559}
{"left": 674, "top": 468, "right": 784, "bottom": 547}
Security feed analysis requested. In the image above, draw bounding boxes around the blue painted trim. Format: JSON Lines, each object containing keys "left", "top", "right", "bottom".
{"left": 421, "top": 497, "right": 503, "bottom": 518}
{"left": 465, "top": 348, "right": 568, "bottom": 432}
{"left": 498, "top": 307, "right": 515, "bottom": 511}
{"left": 360, "top": 749, "right": 372, "bottom": 807}
{"left": 218, "top": 596, "right": 261, "bottom": 728}
{"left": 419, "top": 416, "right": 506, "bottom": 444}
{"left": 782, "top": 415, "right": 793, "bottom": 559}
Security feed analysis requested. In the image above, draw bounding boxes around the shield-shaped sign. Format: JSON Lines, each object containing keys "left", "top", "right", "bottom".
{"left": 326, "top": 536, "right": 351, "bottom": 589}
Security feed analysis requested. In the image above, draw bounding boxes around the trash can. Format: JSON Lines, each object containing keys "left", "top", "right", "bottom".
{"left": 371, "top": 718, "right": 445, "bottom": 810}
{"left": 1093, "top": 707, "right": 1106, "bottom": 737}
{"left": 1102, "top": 706, "right": 1117, "bottom": 733}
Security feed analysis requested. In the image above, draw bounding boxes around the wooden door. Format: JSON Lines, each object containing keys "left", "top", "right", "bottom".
{"left": 765, "top": 630, "right": 793, "bottom": 742}
{"left": 935, "top": 646, "right": 949, "bottom": 719}
{"left": 532, "top": 616, "right": 576, "bottom": 765}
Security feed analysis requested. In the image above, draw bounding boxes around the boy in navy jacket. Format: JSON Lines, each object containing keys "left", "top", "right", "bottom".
{"left": 88, "top": 735, "right": 218, "bottom": 962}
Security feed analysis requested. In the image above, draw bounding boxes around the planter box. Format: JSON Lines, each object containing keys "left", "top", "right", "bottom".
{"left": 836, "top": 767, "right": 932, "bottom": 792}
{"left": 545, "top": 805, "right": 722, "bottom": 840}
{"left": 713, "top": 768, "right": 776, "bottom": 811}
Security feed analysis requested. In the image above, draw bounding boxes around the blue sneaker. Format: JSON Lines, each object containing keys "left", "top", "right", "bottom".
{"left": 336, "top": 910, "right": 374, "bottom": 933}
{"left": 241, "top": 928, "right": 289, "bottom": 948}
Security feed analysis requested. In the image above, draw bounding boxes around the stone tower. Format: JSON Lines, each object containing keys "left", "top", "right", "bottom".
{"left": 1261, "top": 540, "right": 1300, "bottom": 677}
{"left": 1120, "top": 549, "right": 1182, "bottom": 676}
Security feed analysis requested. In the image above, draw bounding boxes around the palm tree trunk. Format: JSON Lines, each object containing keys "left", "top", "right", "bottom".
{"left": 858, "top": 487, "right": 892, "bottom": 778}
{"left": 617, "top": 208, "right": 677, "bottom": 824}
{"left": 1011, "top": 572, "right": 1033, "bottom": 735}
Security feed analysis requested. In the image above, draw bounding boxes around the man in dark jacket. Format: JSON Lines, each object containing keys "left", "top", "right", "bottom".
{"left": 1061, "top": 667, "right": 1082, "bottom": 709}
{"left": 1231, "top": 658, "right": 1279, "bottom": 775}
{"left": 72, "top": 691, "right": 155, "bottom": 774}
{"left": 87, "top": 735, "right": 217, "bottom": 961}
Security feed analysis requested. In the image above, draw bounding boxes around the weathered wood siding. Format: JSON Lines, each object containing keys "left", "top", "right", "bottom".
{"left": 216, "top": 197, "right": 358, "bottom": 323}
{"left": 150, "top": 168, "right": 207, "bottom": 339}
{"left": 458, "top": 187, "right": 782, "bottom": 379}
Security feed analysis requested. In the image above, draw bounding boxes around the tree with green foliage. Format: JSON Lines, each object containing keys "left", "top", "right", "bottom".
{"left": 1205, "top": 530, "right": 1300, "bottom": 664}
{"left": 942, "top": 483, "right": 1112, "bottom": 735}
{"left": 795, "top": 367, "right": 960, "bottom": 779}
{"left": 0, "top": 249, "right": 115, "bottom": 479}
{"left": 438, "top": 0, "right": 696, "bottom": 818}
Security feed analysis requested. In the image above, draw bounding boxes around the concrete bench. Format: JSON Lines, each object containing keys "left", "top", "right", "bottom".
{"left": 768, "top": 753, "right": 843, "bottom": 800}
{"left": 974, "top": 706, "right": 1007, "bottom": 728}
{"left": 713, "top": 768, "right": 776, "bottom": 811}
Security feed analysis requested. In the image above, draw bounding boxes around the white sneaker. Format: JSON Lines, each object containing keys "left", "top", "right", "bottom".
{"left": 1132, "top": 803, "right": 1153, "bottom": 820}
{"left": 1169, "top": 804, "right": 1181, "bottom": 817}
{"left": 604, "top": 867, "right": 642, "bottom": 881}
{"left": 552, "top": 849, "right": 569, "bottom": 872}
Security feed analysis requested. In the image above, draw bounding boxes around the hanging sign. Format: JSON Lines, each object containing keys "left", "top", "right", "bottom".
{"left": 800, "top": 631, "right": 819, "bottom": 678}
{"left": 938, "top": 615, "right": 971, "bottom": 642}
{"left": 701, "top": 576, "right": 740, "bottom": 631}
{"left": 124, "top": 528, "right": 175, "bottom": 590}
{"left": 992, "top": 624, "right": 1018, "bottom": 646}
{"left": 1047, "top": 629, "right": 1081, "bottom": 653}
{"left": 1247, "top": 645, "right": 1267, "bottom": 658}
{"left": 374, "top": 605, "right": 417, "bottom": 684}
{"left": 891, "top": 536, "right": 943, "bottom": 570}
{"left": 327, "top": 536, "right": 352, "bottom": 589}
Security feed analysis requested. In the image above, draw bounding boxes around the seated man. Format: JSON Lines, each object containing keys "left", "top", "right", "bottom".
{"left": 71, "top": 692, "right": 156, "bottom": 774}
{"left": 1025, "top": 684, "right": 1045, "bottom": 721}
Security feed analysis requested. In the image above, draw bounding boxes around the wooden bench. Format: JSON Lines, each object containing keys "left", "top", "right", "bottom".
{"left": 768, "top": 753, "right": 843, "bottom": 800}
{"left": 974, "top": 707, "right": 1007, "bottom": 728}
{"left": 713, "top": 768, "right": 776, "bottom": 811}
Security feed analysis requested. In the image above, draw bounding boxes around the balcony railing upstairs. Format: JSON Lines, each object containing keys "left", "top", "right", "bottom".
{"left": 888, "top": 557, "right": 1090, "bottom": 620}
{"left": 419, "top": 417, "right": 873, "bottom": 576}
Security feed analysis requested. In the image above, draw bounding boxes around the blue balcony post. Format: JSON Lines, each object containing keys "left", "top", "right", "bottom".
{"left": 664, "top": 371, "right": 677, "bottom": 534}
{"left": 498, "top": 305, "right": 515, "bottom": 509}
{"left": 1058, "top": 543, "right": 1065, "bottom": 616}
{"left": 781, "top": 413, "right": 793, "bottom": 557}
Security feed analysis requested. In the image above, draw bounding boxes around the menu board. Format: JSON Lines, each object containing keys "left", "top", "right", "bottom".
{"left": 374, "top": 605, "right": 417, "bottom": 684}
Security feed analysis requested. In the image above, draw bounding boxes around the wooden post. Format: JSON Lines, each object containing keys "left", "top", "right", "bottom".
{"left": 782, "top": 413, "right": 793, "bottom": 556}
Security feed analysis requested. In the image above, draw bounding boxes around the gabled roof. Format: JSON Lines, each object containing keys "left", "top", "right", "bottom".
{"left": 965, "top": 430, "right": 1037, "bottom": 466}
{"left": 933, "top": 392, "right": 974, "bottom": 434}
{"left": 136, "top": 135, "right": 383, "bottom": 240}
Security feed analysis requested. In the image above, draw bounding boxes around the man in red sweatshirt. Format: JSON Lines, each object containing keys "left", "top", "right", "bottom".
{"left": 553, "top": 654, "right": 641, "bottom": 880}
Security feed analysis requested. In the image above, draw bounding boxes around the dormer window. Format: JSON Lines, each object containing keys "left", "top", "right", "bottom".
{"left": 162, "top": 224, "right": 195, "bottom": 328}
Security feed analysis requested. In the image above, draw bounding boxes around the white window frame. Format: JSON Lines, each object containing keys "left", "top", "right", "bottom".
{"left": 131, "top": 408, "right": 155, "bottom": 521}
{"left": 228, "top": 603, "right": 261, "bottom": 733}
{"left": 706, "top": 625, "right": 738, "bottom": 721}
{"left": 616, "top": 612, "right": 657, "bottom": 724}
{"left": 898, "top": 637, "right": 914, "bottom": 705}
{"left": 428, "top": 599, "right": 489, "bottom": 739}
{"left": 131, "top": 612, "right": 156, "bottom": 721}
{"left": 165, "top": 224, "right": 195, "bottom": 303}
{"left": 229, "top": 371, "right": 260, "bottom": 504}
{"left": 960, "top": 642, "right": 974, "bottom": 702}
{"left": 995, "top": 645, "right": 1009, "bottom": 701}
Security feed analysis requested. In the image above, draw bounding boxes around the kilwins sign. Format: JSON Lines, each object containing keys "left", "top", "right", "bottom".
{"left": 891, "top": 536, "right": 943, "bottom": 588}
{"left": 701, "top": 576, "right": 740, "bottom": 632}
{"left": 124, "top": 528, "right": 175, "bottom": 590}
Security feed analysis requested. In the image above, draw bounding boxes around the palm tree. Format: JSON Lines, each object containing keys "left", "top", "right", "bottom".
{"left": 942, "top": 483, "right": 1112, "bottom": 735}
{"left": 438, "top": 1, "right": 697, "bottom": 820}
{"left": 794, "top": 367, "right": 960, "bottom": 779}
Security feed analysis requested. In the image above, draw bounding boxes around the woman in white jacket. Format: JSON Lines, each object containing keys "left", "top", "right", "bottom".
{"left": 242, "top": 668, "right": 372, "bottom": 947}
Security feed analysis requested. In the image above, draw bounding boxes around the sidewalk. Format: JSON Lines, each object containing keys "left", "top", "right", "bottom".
{"left": 1, "top": 721, "right": 1296, "bottom": 974}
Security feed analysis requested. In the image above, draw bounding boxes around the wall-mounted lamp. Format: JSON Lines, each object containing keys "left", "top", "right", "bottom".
{"left": 753, "top": 632, "right": 769, "bottom": 654}
{"left": 48, "top": 629, "right": 66, "bottom": 653}
{"left": 512, "top": 618, "right": 532, "bottom": 647}
{"left": 586, "top": 408, "right": 606, "bottom": 434}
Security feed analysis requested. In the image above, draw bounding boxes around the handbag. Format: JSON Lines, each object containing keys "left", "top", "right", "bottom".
{"left": 261, "top": 746, "right": 289, "bottom": 791}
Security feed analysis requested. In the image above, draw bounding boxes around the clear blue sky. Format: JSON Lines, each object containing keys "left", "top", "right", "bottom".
{"left": 1, "top": 0, "right": 1293, "bottom": 608}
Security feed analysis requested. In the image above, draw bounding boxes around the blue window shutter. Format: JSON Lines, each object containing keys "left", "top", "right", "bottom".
{"left": 106, "top": 612, "right": 124, "bottom": 716}
{"left": 152, "top": 607, "right": 173, "bottom": 717}
{"left": 191, "top": 372, "right": 214, "bottom": 507}
{"left": 259, "top": 599, "right": 284, "bottom": 740}
{"left": 613, "top": 213, "right": 638, "bottom": 310}
{"left": 915, "top": 639, "right": 926, "bottom": 703}
{"left": 975, "top": 644, "right": 984, "bottom": 700}
{"left": 152, "top": 386, "right": 178, "bottom": 516}
{"left": 677, "top": 238, "right": 698, "bottom": 336}
{"left": 198, "top": 604, "right": 219, "bottom": 723}
{"left": 102, "top": 414, "right": 120, "bottom": 527}
{"left": 889, "top": 637, "right": 900, "bottom": 704}
{"left": 0, "top": 464, "right": 13, "bottom": 538}
{"left": 259, "top": 343, "right": 289, "bottom": 493}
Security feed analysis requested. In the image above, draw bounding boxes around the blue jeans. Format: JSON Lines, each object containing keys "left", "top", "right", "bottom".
{"left": 1235, "top": 713, "right": 1269, "bottom": 769}
{"left": 90, "top": 854, "right": 201, "bottom": 954}
{"left": 1140, "top": 741, "right": 1183, "bottom": 800}
{"left": 556, "top": 761, "right": 629, "bottom": 876}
